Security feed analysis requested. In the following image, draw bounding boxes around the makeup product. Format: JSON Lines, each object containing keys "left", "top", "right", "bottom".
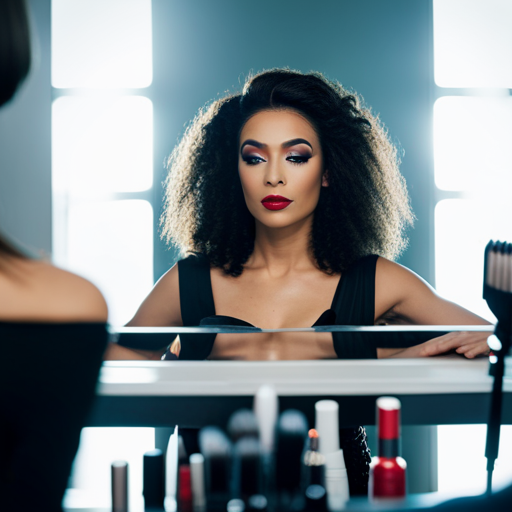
{"left": 253, "top": 385, "right": 279, "bottom": 455}
{"left": 305, "top": 484, "right": 328, "bottom": 512}
{"left": 483, "top": 240, "right": 512, "bottom": 495}
{"left": 227, "top": 408, "right": 260, "bottom": 442}
{"left": 227, "top": 498, "right": 246, "bottom": 512}
{"left": 198, "top": 426, "right": 233, "bottom": 511}
{"left": 179, "top": 464, "right": 193, "bottom": 512}
{"left": 315, "top": 400, "right": 350, "bottom": 511}
{"left": 275, "top": 410, "right": 309, "bottom": 492}
{"left": 176, "top": 436, "right": 193, "bottom": 512}
{"left": 369, "top": 397, "right": 406, "bottom": 499}
{"left": 253, "top": 385, "right": 279, "bottom": 507}
{"left": 247, "top": 494, "right": 268, "bottom": 511}
{"left": 165, "top": 426, "right": 179, "bottom": 512}
{"left": 143, "top": 449, "right": 166, "bottom": 509}
{"left": 303, "top": 429, "right": 326, "bottom": 488}
{"left": 232, "top": 437, "right": 262, "bottom": 499}
{"left": 190, "top": 453, "right": 206, "bottom": 512}
{"left": 111, "top": 460, "right": 128, "bottom": 512}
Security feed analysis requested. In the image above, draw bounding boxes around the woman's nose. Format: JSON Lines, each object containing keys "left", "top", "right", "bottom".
{"left": 264, "top": 160, "right": 285, "bottom": 186}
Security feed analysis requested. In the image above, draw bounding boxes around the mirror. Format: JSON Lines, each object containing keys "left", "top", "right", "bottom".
{"left": 110, "top": 325, "right": 495, "bottom": 362}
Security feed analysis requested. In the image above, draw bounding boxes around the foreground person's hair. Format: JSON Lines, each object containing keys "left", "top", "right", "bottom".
{"left": 163, "top": 69, "right": 414, "bottom": 276}
{"left": 0, "top": 0, "right": 31, "bottom": 263}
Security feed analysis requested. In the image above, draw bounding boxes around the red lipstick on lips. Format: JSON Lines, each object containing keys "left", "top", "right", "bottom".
{"left": 261, "top": 195, "right": 293, "bottom": 211}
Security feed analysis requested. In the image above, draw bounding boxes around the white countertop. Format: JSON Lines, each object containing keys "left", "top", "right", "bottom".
{"left": 98, "top": 357, "right": 512, "bottom": 397}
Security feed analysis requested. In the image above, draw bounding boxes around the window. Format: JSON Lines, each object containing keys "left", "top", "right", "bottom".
{"left": 433, "top": 0, "right": 512, "bottom": 494}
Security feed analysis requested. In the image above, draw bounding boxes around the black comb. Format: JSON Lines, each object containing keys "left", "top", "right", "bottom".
{"left": 483, "top": 240, "right": 512, "bottom": 496}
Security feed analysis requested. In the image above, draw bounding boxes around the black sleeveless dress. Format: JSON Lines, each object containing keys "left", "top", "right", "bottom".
{"left": 175, "top": 253, "right": 377, "bottom": 495}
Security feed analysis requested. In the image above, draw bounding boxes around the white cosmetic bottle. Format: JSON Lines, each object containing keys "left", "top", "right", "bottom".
{"left": 315, "top": 400, "right": 350, "bottom": 511}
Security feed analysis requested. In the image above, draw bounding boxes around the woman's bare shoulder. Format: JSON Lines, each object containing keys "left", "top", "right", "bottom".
{"left": 374, "top": 256, "right": 488, "bottom": 325}
{"left": 0, "top": 258, "right": 108, "bottom": 323}
{"left": 127, "top": 262, "right": 182, "bottom": 326}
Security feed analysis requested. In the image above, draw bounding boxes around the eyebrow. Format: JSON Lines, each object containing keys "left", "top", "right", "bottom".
{"left": 240, "top": 138, "right": 313, "bottom": 151}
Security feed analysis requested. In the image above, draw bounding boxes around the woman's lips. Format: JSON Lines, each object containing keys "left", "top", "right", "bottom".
{"left": 261, "top": 195, "right": 293, "bottom": 211}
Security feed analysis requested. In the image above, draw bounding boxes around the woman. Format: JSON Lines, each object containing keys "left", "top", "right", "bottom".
{"left": 110, "top": 69, "right": 489, "bottom": 361}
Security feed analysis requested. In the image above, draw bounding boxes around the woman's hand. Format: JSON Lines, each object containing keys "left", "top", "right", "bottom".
{"left": 383, "top": 331, "right": 491, "bottom": 359}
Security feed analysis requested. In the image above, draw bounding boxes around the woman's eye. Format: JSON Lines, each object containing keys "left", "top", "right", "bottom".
{"left": 287, "top": 155, "right": 310, "bottom": 165}
{"left": 242, "top": 155, "right": 265, "bottom": 165}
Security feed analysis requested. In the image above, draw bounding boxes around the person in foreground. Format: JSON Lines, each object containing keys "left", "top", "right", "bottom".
{"left": 0, "top": 1, "right": 108, "bottom": 510}
{"left": 104, "top": 69, "right": 491, "bottom": 495}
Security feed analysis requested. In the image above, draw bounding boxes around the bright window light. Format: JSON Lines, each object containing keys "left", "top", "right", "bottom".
{"left": 65, "top": 428, "right": 154, "bottom": 509}
{"left": 52, "top": 96, "right": 153, "bottom": 194}
{"left": 435, "top": 199, "right": 512, "bottom": 322}
{"left": 434, "top": 96, "right": 512, "bottom": 192}
{"left": 438, "top": 425, "right": 512, "bottom": 494}
{"left": 434, "top": 0, "right": 512, "bottom": 88}
{"left": 66, "top": 200, "right": 154, "bottom": 326}
{"left": 52, "top": 0, "right": 152, "bottom": 88}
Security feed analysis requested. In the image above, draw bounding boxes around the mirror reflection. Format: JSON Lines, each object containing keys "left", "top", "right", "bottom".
{"left": 109, "top": 326, "right": 495, "bottom": 362}
{"left": 105, "top": 69, "right": 491, "bottom": 362}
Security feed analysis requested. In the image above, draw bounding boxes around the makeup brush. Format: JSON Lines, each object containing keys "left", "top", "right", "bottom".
{"left": 231, "top": 436, "right": 263, "bottom": 500}
{"left": 483, "top": 240, "right": 512, "bottom": 496}
{"left": 143, "top": 449, "right": 165, "bottom": 509}
{"left": 227, "top": 409, "right": 260, "bottom": 443}
{"left": 198, "top": 426, "right": 233, "bottom": 511}
{"left": 275, "top": 410, "right": 309, "bottom": 493}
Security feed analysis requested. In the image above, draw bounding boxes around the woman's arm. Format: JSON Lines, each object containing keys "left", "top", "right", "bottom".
{"left": 374, "top": 257, "right": 491, "bottom": 359}
{"left": 104, "top": 264, "right": 183, "bottom": 360}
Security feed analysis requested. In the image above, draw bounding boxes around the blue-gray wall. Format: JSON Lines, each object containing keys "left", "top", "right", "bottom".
{"left": 0, "top": 0, "right": 435, "bottom": 284}
{"left": 151, "top": 0, "right": 435, "bottom": 283}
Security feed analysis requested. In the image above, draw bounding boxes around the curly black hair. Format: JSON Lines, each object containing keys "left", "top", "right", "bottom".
{"left": 162, "top": 69, "right": 414, "bottom": 276}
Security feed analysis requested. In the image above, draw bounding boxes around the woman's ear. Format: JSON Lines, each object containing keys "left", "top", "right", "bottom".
{"left": 322, "top": 171, "right": 329, "bottom": 187}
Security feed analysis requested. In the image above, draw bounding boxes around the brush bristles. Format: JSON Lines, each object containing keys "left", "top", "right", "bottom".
{"left": 485, "top": 240, "right": 512, "bottom": 292}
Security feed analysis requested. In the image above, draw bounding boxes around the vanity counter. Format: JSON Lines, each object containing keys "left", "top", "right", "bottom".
{"left": 87, "top": 357, "right": 512, "bottom": 427}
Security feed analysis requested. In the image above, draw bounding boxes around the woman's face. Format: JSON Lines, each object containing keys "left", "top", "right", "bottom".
{"left": 238, "top": 109, "right": 327, "bottom": 230}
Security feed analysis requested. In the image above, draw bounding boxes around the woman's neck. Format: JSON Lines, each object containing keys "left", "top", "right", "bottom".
{"left": 246, "top": 218, "right": 316, "bottom": 276}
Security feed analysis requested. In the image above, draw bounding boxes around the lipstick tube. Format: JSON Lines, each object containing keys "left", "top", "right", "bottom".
{"left": 369, "top": 397, "right": 407, "bottom": 499}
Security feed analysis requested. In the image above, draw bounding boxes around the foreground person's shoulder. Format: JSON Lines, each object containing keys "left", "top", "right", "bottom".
{"left": 33, "top": 261, "right": 109, "bottom": 322}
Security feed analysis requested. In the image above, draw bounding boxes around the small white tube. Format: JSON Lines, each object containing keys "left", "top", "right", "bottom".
{"left": 253, "top": 385, "right": 279, "bottom": 454}
{"left": 190, "top": 453, "right": 206, "bottom": 512}
{"left": 165, "top": 426, "right": 179, "bottom": 512}
{"left": 315, "top": 400, "right": 349, "bottom": 510}
{"left": 324, "top": 450, "right": 350, "bottom": 511}
{"left": 315, "top": 400, "right": 340, "bottom": 455}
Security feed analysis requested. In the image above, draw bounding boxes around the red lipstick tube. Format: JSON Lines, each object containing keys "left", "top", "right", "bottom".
{"left": 369, "top": 397, "right": 407, "bottom": 499}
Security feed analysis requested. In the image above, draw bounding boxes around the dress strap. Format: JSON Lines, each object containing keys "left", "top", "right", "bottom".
{"left": 332, "top": 254, "right": 379, "bottom": 359}
{"left": 177, "top": 254, "right": 216, "bottom": 360}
